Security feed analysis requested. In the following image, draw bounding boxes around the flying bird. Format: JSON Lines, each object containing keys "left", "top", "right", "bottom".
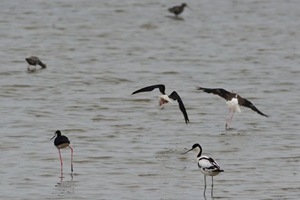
{"left": 168, "top": 3, "right": 190, "bottom": 17}
{"left": 183, "top": 143, "right": 224, "bottom": 197}
{"left": 132, "top": 84, "right": 189, "bottom": 124}
{"left": 25, "top": 56, "right": 46, "bottom": 71}
{"left": 197, "top": 87, "right": 268, "bottom": 129}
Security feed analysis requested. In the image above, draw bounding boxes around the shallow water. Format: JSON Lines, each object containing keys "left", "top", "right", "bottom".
{"left": 0, "top": 0, "right": 300, "bottom": 199}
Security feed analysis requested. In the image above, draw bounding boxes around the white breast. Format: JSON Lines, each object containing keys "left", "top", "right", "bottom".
{"left": 159, "top": 95, "right": 173, "bottom": 103}
{"left": 226, "top": 97, "right": 241, "bottom": 112}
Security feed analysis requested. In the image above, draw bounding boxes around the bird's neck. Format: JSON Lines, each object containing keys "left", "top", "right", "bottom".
{"left": 194, "top": 147, "right": 202, "bottom": 161}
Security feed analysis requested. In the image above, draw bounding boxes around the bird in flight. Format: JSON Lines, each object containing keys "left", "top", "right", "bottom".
{"left": 132, "top": 84, "right": 189, "bottom": 124}
{"left": 197, "top": 87, "right": 268, "bottom": 129}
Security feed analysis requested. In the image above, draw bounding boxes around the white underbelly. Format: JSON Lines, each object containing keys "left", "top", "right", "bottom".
{"left": 200, "top": 168, "right": 221, "bottom": 176}
{"left": 226, "top": 98, "right": 241, "bottom": 112}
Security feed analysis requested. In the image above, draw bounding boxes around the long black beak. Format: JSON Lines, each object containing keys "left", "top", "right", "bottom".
{"left": 182, "top": 148, "right": 193, "bottom": 154}
{"left": 50, "top": 135, "right": 56, "bottom": 140}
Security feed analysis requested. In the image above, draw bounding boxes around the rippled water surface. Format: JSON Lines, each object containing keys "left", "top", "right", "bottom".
{"left": 1, "top": 0, "right": 300, "bottom": 199}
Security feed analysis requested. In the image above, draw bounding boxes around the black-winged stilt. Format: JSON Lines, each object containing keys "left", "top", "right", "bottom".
{"left": 51, "top": 130, "right": 73, "bottom": 173}
{"left": 197, "top": 87, "right": 268, "bottom": 129}
{"left": 132, "top": 84, "right": 189, "bottom": 124}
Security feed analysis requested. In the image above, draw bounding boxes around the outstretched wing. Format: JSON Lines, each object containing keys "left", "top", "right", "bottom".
{"left": 169, "top": 91, "right": 189, "bottom": 124}
{"left": 132, "top": 84, "right": 165, "bottom": 95}
{"left": 239, "top": 97, "right": 268, "bottom": 117}
{"left": 197, "top": 87, "right": 231, "bottom": 100}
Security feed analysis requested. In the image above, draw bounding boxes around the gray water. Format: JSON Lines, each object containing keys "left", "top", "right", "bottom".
{"left": 0, "top": 0, "right": 300, "bottom": 199}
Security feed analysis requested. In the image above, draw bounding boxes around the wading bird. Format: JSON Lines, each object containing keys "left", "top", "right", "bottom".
{"left": 183, "top": 143, "right": 224, "bottom": 197}
{"left": 51, "top": 130, "right": 73, "bottom": 173}
{"left": 197, "top": 87, "right": 268, "bottom": 129}
{"left": 168, "top": 3, "right": 190, "bottom": 17}
{"left": 132, "top": 84, "right": 189, "bottom": 124}
{"left": 25, "top": 56, "right": 46, "bottom": 71}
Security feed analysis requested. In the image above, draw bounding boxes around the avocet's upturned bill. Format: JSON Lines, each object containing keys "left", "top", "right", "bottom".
{"left": 197, "top": 87, "right": 268, "bottom": 129}
{"left": 183, "top": 143, "right": 224, "bottom": 197}
{"left": 132, "top": 84, "right": 189, "bottom": 124}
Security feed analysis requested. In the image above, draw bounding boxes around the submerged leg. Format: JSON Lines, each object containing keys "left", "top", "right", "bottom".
{"left": 69, "top": 145, "right": 74, "bottom": 172}
{"left": 211, "top": 176, "right": 214, "bottom": 197}
{"left": 203, "top": 175, "right": 207, "bottom": 197}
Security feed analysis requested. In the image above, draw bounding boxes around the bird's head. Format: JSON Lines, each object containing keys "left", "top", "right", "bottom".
{"left": 51, "top": 130, "right": 61, "bottom": 140}
{"left": 182, "top": 3, "right": 192, "bottom": 10}
{"left": 182, "top": 143, "right": 201, "bottom": 154}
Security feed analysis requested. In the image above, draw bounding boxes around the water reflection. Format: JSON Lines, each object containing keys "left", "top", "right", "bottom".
{"left": 55, "top": 173, "right": 75, "bottom": 196}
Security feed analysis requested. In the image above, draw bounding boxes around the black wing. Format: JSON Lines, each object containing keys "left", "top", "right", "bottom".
{"left": 239, "top": 97, "right": 268, "bottom": 117}
{"left": 54, "top": 135, "right": 70, "bottom": 146}
{"left": 132, "top": 84, "right": 165, "bottom": 95}
{"left": 169, "top": 91, "right": 189, "bottom": 124}
{"left": 197, "top": 87, "right": 231, "bottom": 100}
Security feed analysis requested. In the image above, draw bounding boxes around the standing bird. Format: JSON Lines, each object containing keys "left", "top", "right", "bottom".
{"left": 25, "top": 56, "right": 46, "bottom": 71}
{"left": 197, "top": 87, "right": 268, "bottom": 129}
{"left": 168, "top": 3, "right": 190, "bottom": 17}
{"left": 51, "top": 130, "right": 73, "bottom": 173}
{"left": 132, "top": 84, "right": 189, "bottom": 124}
{"left": 183, "top": 143, "right": 224, "bottom": 197}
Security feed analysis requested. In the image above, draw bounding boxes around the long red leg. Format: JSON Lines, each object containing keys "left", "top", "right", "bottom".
{"left": 69, "top": 146, "right": 74, "bottom": 172}
{"left": 227, "top": 111, "right": 235, "bottom": 129}
{"left": 226, "top": 109, "right": 231, "bottom": 129}
{"left": 226, "top": 110, "right": 235, "bottom": 130}
{"left": 231, "top": 111, "right": 235, "bottom": 120}
{"left": 58, "top": 149, "right": 63, "bottom": 171}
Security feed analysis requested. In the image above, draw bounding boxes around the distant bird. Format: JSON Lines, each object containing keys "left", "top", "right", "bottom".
{"left": 197, "top": 87, "right": 268, "bottom": 129}
{"left": 132, "top": 84, "right": 189, "bottom": 124}
{"left": 51, "top": 130, "right": 73, "bottom": 173}
{"left": 168, "top": 3, "right": 190, "bottom": 17}
{"left": 25, "top": 56, "right": 46, "bottom": 71}
{"left": 183, "top": 143, "right": 224, "bottom": 197}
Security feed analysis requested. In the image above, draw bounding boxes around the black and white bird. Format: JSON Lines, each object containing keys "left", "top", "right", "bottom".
{"left": 132, "top": 84, "right": 189, "bottom": 124}
{"left": 25, "top": 56, "right": 46, "bottom": 71}
{"left": 197, "top": 87, "right": 268, "bottom": 129}
{"left": 51, "top": 130, "right": 73, "bottom": 173}
{"left": 168, "top": 3, "right": 190, "bottom": 17}
{"left": 183, "top": 143, "right": 224, "bottom": 197}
